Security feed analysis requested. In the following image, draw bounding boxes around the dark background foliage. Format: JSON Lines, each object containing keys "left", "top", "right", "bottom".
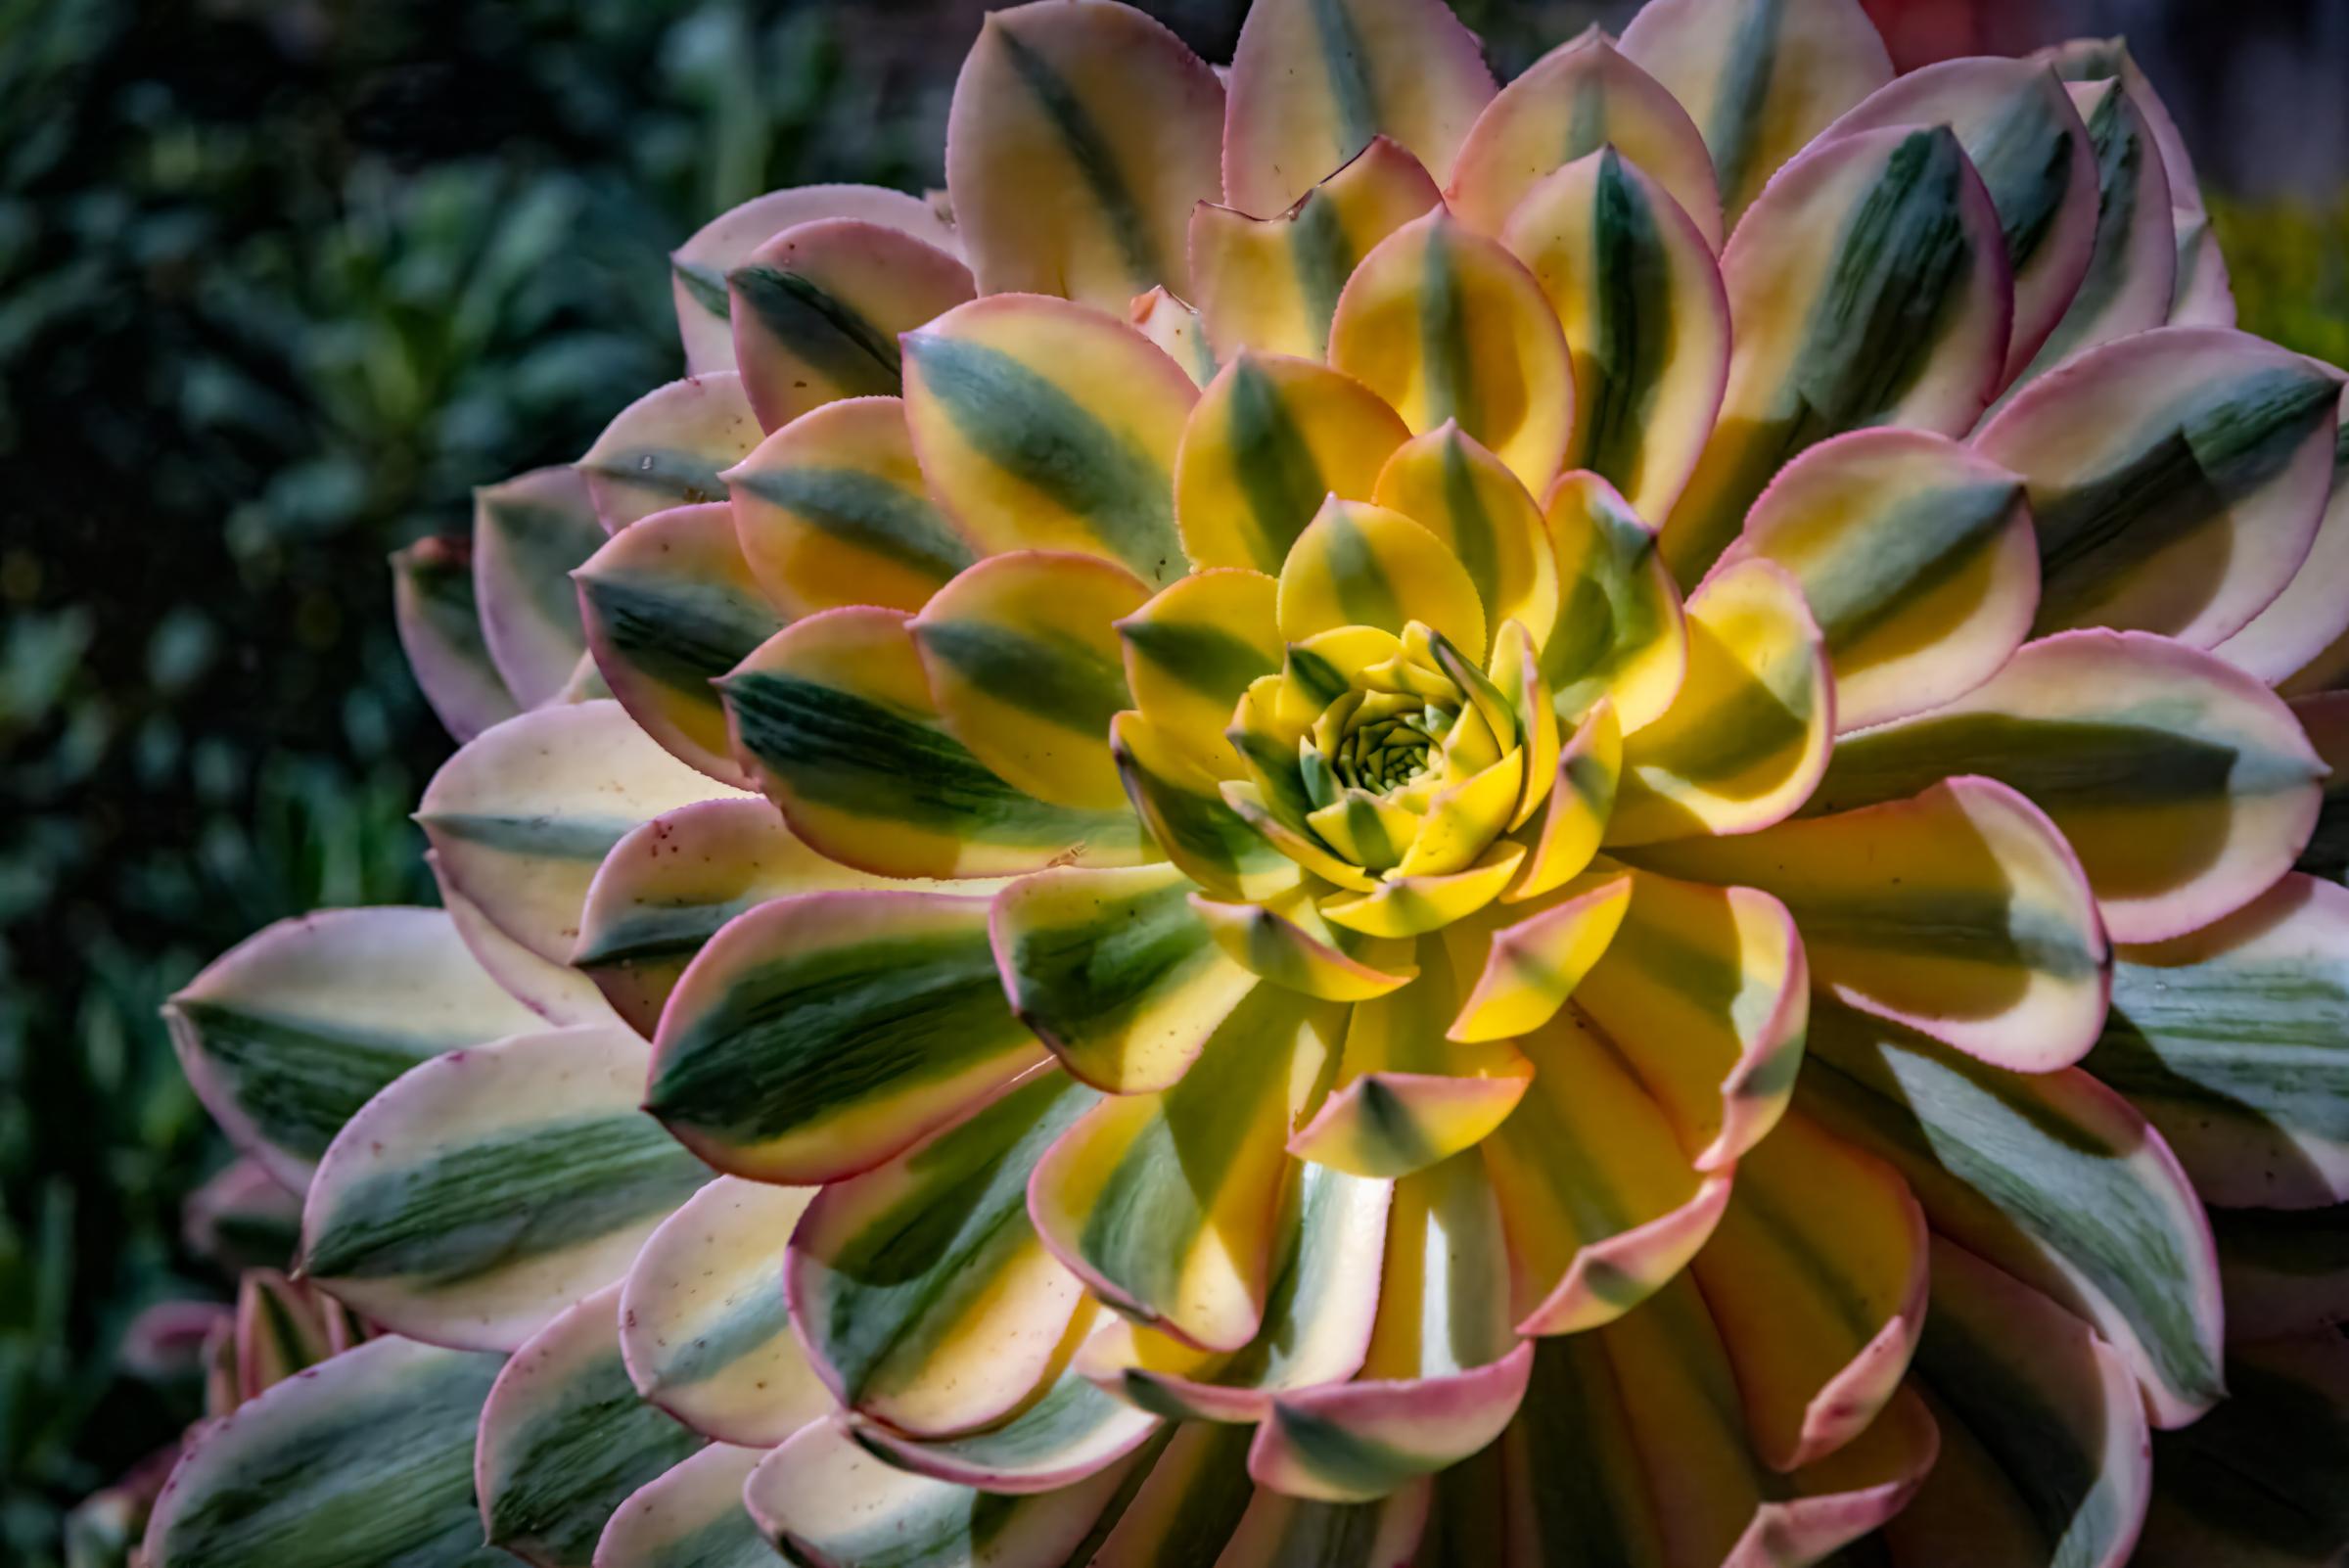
{"left": 2, "top": 1, "right": 2342, "bottom": 1563}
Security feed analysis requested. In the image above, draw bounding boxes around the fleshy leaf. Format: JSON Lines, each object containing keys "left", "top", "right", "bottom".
{"left": 1572, "top": 867, "right": 1809, "bottom": 1171}
{"left": 1801, "top": 1001, "right": 2225, "bottom": 1426}
{"left": 1975, "top": 326, "right": 2342, "bottom": 651}
{"left": 301, "top": 1026, "right": 708, "bottom": 1353}
{"left": 944, "top": 0, "right": 1222, "bottom": 310}
{"left": 1118, "top": 568, "right": 1285, "bottom": 776}
{"left": 619, "top": 1176, "right": 829, "bottom": 1448}
{"left": 1501, "top": 148, "right": 1730, "bottom": 524}
{"left": 1174, "top": 351, "right": 1410, "bottom": 575}
{"left": 1688, "top": 1111, "right": 1925, "bottom": 1473}
{"left": 2212, "top": 1203, "right": 2349, "bottom": 1344}
{"left": 575, "top": 501, "right": 784, "bottom": 788}
{"left": 578, "top": 372, "right": 761, "bottom": 533}
{"left": 1535, "top": 475, "right": 1687, "bottom": 733}
{"left": 746, "top": 1417, "right": 1138, "bottom": 1568}
{"left": 1809, "top": 628, "right": 2326, "bottom": 944}
{"left": 420, "top": 699, "right": 751, "bottom": 965}
{"left": 910, "top": 550, "right": 1148, "bottom": 811}
{"left": 1446, "top": 870, "right": 1633, "bottom": 1044}
{"left": 1326, "top": 208, "right": 1574, "bottom": 494}
{"left": 728, "top": 217, "right": 973, "bottom": 435}
{"left": 1032, "top": 985, "right": 1337, "bottom": 1353}
{"left": 165, "top": 906, "right": 546, "bottom": 1187}
{"left": 726, "top": 394, "right": 978, "bottom": 618}
{"left": 649, "top": 890, "right": 1047, "bottom": 1183}
{"left": 1191, "top": 135, "right": 1441, "bottom": 362}
{"left": 392, "top": 534, "right": 520, "bottom": 743}
{"left": 474, "top": 465, "right": 605, "bottom": 710}
{"left": 1883, "top": 1237, "right": 2150, "bottom": 1568}
{"left": 903, "top": 294, "right": 1195, "bottom": 587}
{"left": 1727, "top": 427, "right": 2035, "bottom": 731}
{"left": 1629, "top": 776, "right": 2111, "bottom": 1073}
{"left": 993, "top": 862, "right": 1263, "bottom": 1095}
{"left": 1607, "top": 557, "right": 1831, "bottom": 846}
{"left": 2089, "top": 873, "right": 2349, "bottom": 1210}
{"left": 1251, "top": 1154, "right": 1530, "bottom": 1501}
{"left": 671, "top": 185, "right": 957, "bottom": 376}
{"left": 723, "top": 607, "right": 1151, "bottom": 879}
{"left": 594, "top": 1445, "right": 773, "bottom": 1568}
{"left": 1215, "top": 1480, "right": 1432, "bottom": 1568}
{"left": 1483, "top": 1008, "right": 1731, "bottom": 1336}
{"left": 1371, "top": 424, "right": 1559, "bottom": 657}
{"left": 1450, "top": 31, "right": 1721, "bottom": 248}
{"left": 1825, "top": 56, "right": 2098, "bottom": 384}
{"left": 477, "top": 1283, "right": 705, "bottom": 1568}
{"left": 434, "top": 860, "right": 623, "bottom": 1030}
{"left": 1659, "top": 123, "right": 2008, "bottom": 589}
{"left": 2219, "top": 416, "right": 2349, "bottom": 684}
{"left": 786, "top": 1067, "right": 1098, "bottom": 1437}
{"left": 1274, "top": 497, "right": 1486, "bottom": 657}
{"left": 143, "top": 1337, "right": 508, "bottom": 1568}
{"left": 1112, "top": 710, "right": 1300, "bottom": 899}
{"left": 1130, "top": 286, "right": 1219, "bottom": 387}
{"left": 1619, "top": 0, "right": 1894, "bottom": 228}
{"left": 1221, "top": 0, "right": 1494, "bottom": 219}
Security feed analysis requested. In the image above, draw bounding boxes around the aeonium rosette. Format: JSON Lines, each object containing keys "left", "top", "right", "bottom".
{"left": 134, "top": 1, "right": 2349, "bottom": 1566}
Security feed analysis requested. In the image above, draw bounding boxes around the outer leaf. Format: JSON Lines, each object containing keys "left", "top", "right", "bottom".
{"left": 1535, "top": 475, "right": 1687, "bottom": 733}
{"left": 434, "top": 859, "right": 624, "bottom": 1030}
{"left": 1659, "top": 124, "right": 2009, "bottom": 589}
{"left": 649, "top": 890, "right": 1046, "bottom": 1184}
{"left": 1191, "top": 135, "right": 1442, "bottom": 362}
{"left": 143, "top": 1336, "right": 508, "bottom": 1568}
{"left": 575, "top": 501, "right": 785, "bottom": 788}
{"left": 1628, "top": 777, "right": 2111, "bottom": 1073}
{"left": 1130, "top": 286, "right": 1219, "bottom": 387}
{"left": 1501, "top": 148, "right": 1730, "bottom": 523}
{"left": 392, "top": 534, "right": 519, "bottom": 743}
{"left": 1221, "top": 0, "right": 1494, "bottom": 219}
{"left": 1993, "top": 78, "right": 2177, "bottom": 400}
{"left": 477, "top": 1283, "right": 705, "bottom": 1568}
{"left": 728, "top": 217, "right": 973, "bottom": 435}
{"left": 619, "top": 1176, "right": 830, "bottom": 1448}
{"left": 1450, "top": 31, "right": 1721, "bottom": 248}
{"left": 2089, "top": 873, "right": 2349, "bottom": 1209}
{"left": 2212, "top": 1203, "right": 2349, "bottom": 1342}
{"left": 1118, "top": 569, "right": 1285, "bottom": 776}
{"left": 592, "top": 1444, "right": 773, "bottom": 1568}
{"left": 302, "top": 1026, "right": 709, "bottom": 1353}
{"left": 1801, "top": 1002, "right": 2225, "bottom": 1426}
{"left": 1810, "top": 628, "right": 2326, "bottom": 944}
{"left": 1213, "top": 1479, "right": 1431, "bottom": 1567}
{"left": 1883, "top": 1238, "right": 2150, "bottom": 1568}
{"left": 903, "top": 294, "right": 1195, "bottom": 587}
{"left": 165, "top": 906, "right": 545, "bottom": 1187}
{"left": 785, "top": 1067, "right": 1098, "bottom": 1438}
{"left": 1726, "top": 427, "right": 2035, "bottom": 731}
{"left": 475, "top": 465, "right": 606, "bottom": 709}
{"left": 1326, "top": 208, "right": 1574, "bottom": 494}
{"left": 1619, "top": 0, "right": 1894, "bottom": 227}
{"left": 1975, "top": 326, "right": 2342, "bottom": 650}
{"left": 670, "top": 185, "right": 957, "bottom": 376}
{"left": 2139, "top": 1333, "right": 2349, "bottom": 1568}
{"left": 722, "top": 607, "right": 1151, "bottom": 879}
{"left": 2220, "top": 416, "right": 2349, "bottom": 684}
{"left": 745, "top": 1417, "right": 1138, "bottom": 1568}
{"left": 1824, "top": 57, "right": 2098, "bottom": 384}
{"left": 420, "top": 700, "right": 751, "bottom": 965}
{"left": 944, "top": 0, "right": 1222, "bottom": 310}
{"left": 578, "top": 373, "right": 761, "bottom": 534}
{"left": 725, "top": 394, "right": 978, "bottom": 619}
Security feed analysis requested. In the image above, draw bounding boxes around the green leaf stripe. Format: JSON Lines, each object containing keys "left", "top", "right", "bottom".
{"left": 902, "top": 332, "right": 1182, "bottom": 584}
{"left": 577, "top": 572, "right": 782, "bottom": 704}
{"left": 730, "top": 465, "right": 978, "bottom": 583}
{"left": 1226, "top": 356, "right": 1336, "bottom": 572}
{"left": 729, "top": 263, "right": 905, "bottom": 397}
{"left": 1578, "top": 149, "right": 1671, "bottom": 501}
{"left": 995, "top": 26, "right": 1163, "bottom": 292}
{"left": 916, "top": 620, "right": 1132, "bottom": 738}
{"left": 800, "top": 1071, "right": 1100, "bottom": 1407}
{"left": 1120, "top": 619, "right": 1280, "bottom": 709}
{"left": 998, "top": 870, "right": 1233, "bottom": 1062}
{"left": 306, "top": 1112, "right": 707, "bottom": 1285}
{"left": 723, "top": 669, "right": 1137, "bottom": 849}
{"left": 1797, "top": 477, "right": 2023, "bottom": 650}
{"left": 647, "top": 905, "right": 1034, "bottom": 1150}
{"left": 145, "top": 1337, "right": 510, "bottom": 1568}
{"left": 172, "top": 1001, "right": 443, "bottom": 1166}
{"left": 577, "top": 445, "right": 733, "bottom": 510}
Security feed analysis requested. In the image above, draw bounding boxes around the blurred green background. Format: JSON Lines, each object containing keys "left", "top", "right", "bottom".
{"left": 2, "top": 1, "right": 2343, "bottom": 1563}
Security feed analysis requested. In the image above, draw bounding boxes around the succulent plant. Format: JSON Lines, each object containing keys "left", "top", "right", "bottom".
{"left": 136, "top": 1, "right": 2349, "bottom": 1565}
